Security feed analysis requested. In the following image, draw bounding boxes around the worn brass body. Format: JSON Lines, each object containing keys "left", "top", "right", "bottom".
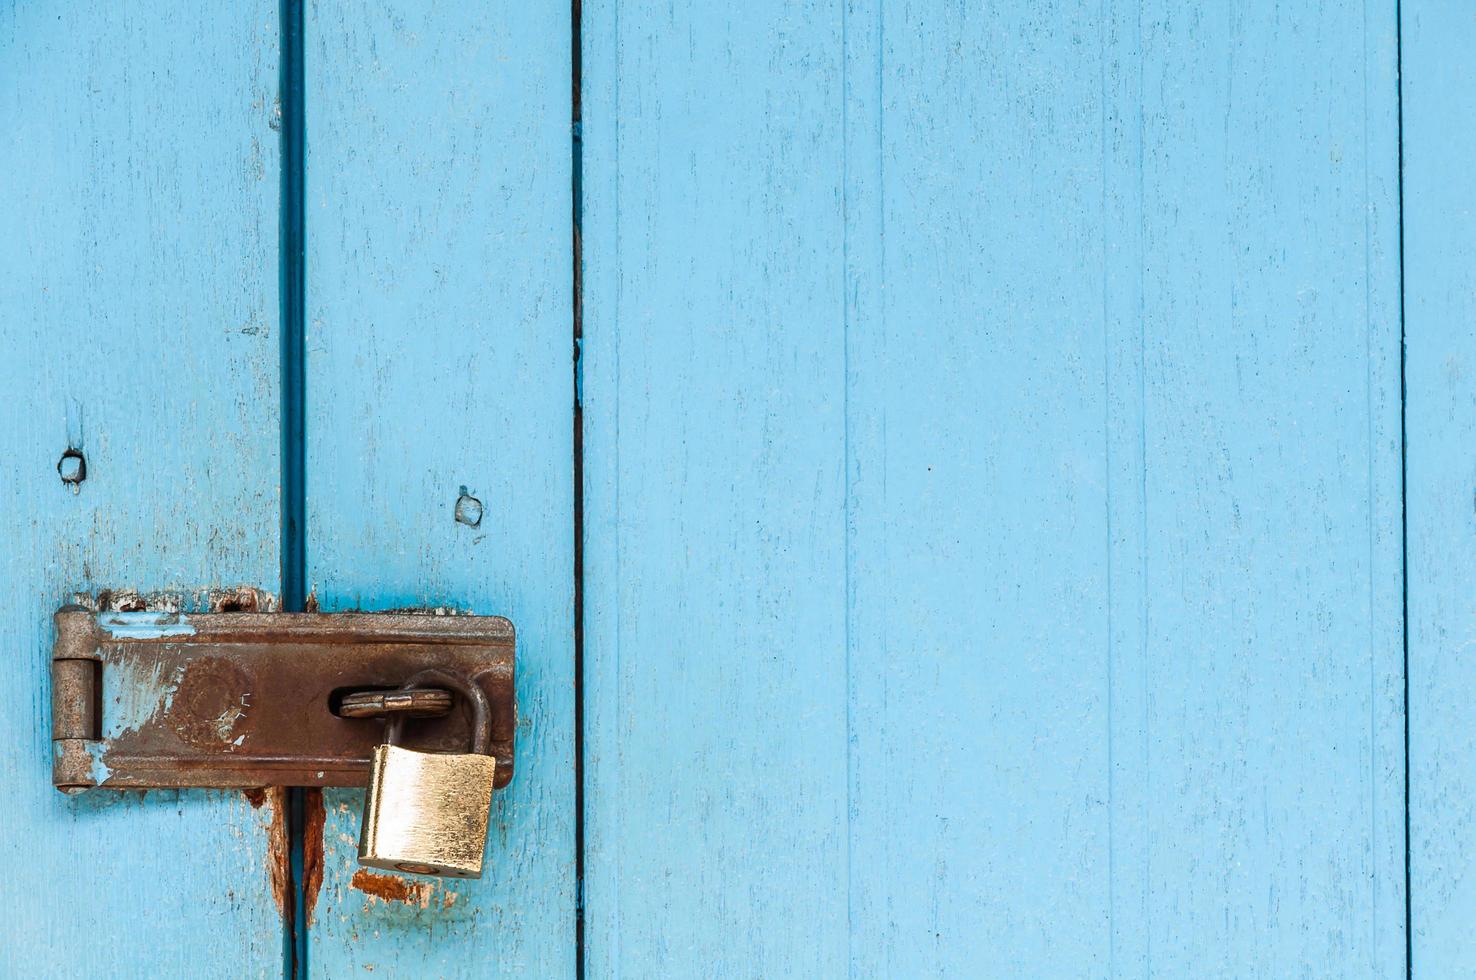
{"left": 359, "top": 666, "right": 500, "bottom": 878}
{"left": 358, "top": 743, "right": 497, "bottom": 878}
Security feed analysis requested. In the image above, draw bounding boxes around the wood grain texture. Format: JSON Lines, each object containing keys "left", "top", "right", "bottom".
{"left": 582, "top": 1, "right": 1404, "bottom": 975}
{"left": 303, "top": 0, "right": 574, "bottom": 975}
{"left": 0, "top": 1, "right": 284, "bottom": 974}
{"left": 1123, "top": 3, "right": 1404, "bottom": 973}
{"left": 1404, "top": 3, "right": 1476, "bottom": 974}
{"left": 581, "top": 3, "right": 850, "bottom": 975}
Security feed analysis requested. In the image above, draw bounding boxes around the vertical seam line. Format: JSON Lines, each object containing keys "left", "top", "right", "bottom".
{"left": 572, "top": 0, "right": 587, "bottom": 974}
{"left": 278, "top": 0, "right": 307, "bottom": 975}
{"left": 1395, "top": 0, "right": 1411, "bottom": 974}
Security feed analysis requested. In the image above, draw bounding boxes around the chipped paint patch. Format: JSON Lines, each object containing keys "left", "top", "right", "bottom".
{"left": 52, "top": 741, "right": 113, "bottom": 791}
{"left": 86, "top": 742, "right": 113, "bottom": 785}
{"left": 98, "top": 611, "right": 196, "bottom": 639}
{"left": 209, "top": 585, "right": 278, "bottom": 612}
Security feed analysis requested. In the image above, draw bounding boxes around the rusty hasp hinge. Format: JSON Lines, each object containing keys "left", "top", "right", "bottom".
{"left": 50, "top": 605, "right": 515, "bottom": 792}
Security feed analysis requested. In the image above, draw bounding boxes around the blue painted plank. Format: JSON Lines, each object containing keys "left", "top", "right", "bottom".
{"left": 1405, "top": 3, "right": 1476, "bottom": 974}
{"left": 0, "top": 1, "right": 286, "bottom": 974}
{"left": 580, "top": 2, "right": 850, "bottom": 974}
{"left": 846, "top": 3, "right": 1114, "bottom": 972}
{"left": 302, "top": 1, "right": 574, "bottom": 974}
{"left": 1095, "top": 3, "right": 1403, "bottom": 973}
{"left": 582, "top": 0, "right": 1403, "bottom": 974}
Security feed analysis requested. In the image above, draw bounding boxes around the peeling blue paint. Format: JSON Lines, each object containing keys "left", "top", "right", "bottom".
{"left": 50, "top": 741, "right": 113, "bottom": 789}
{"left": 105, "top": 658, "right": 180, "bottom": 737}
{"left": 86, "top": 742, "right": 113, "bottom": 786}
{"left": 98, "top": 611, "right": 196, "bottom": 639}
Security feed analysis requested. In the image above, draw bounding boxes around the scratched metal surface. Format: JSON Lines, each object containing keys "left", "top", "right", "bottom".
{"left": 50, "top": 610, "right": 516, "bottom": 789}
{"left": 1405, "top": 2, "right": 1476, "bottom": 974}
{"left": 302, "top": 0, "right": 575, "bottom": 974}
{"left": 581, "top": 1, "right": 1404, "bottom": 975}
{"left": 0, "top": 1, "right": 285, "bottom": 974}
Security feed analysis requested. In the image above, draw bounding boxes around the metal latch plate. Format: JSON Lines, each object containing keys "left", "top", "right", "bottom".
{"left": 51, "top": 606, "right": 514, "bottom": 791}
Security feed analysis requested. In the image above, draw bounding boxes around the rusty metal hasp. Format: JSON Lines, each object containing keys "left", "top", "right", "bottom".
{"left": 50, "top": 605, "right": 515, "bottom": 792}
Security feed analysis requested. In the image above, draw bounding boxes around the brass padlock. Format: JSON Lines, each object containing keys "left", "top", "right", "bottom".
{"left": 358, "top": 668, "right": 497, "bottom": 878}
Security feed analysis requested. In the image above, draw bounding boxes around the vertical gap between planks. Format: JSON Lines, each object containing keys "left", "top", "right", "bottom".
{"left": 571, "top": 0, "right": 587, "bottom": 974}
{"left": 279, "top": 0, "right": 308, "bottom": 976}
{"left": 1395, "top": 0, "right": 1411, "bottom": 976}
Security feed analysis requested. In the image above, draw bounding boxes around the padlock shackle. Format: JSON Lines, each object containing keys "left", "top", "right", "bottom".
{"left": 383, "top": 667, "right": 493, "bottom": 756}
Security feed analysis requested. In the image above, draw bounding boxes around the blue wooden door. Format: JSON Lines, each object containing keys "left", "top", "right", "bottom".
{"left": 5, "top": 1, "right": 1476, "bottom": 977}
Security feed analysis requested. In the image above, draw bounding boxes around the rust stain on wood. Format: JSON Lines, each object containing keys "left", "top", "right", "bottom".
{"left": 264, "top": 786, "right": 292, "bottom": 920}
{"left": 260, "top": 787, "right": 323, "bottom": 930}
{"left": 351, "top": 869, "right": 429, "bottom": 905}
{"left": 302, "top": 788, "right": 325, "bottom": 926}
{"left": 350, "top": 869, "right": 458, "bottom": 910}
{"left": 243, "top": 787, "right": 267, "bottom": 809}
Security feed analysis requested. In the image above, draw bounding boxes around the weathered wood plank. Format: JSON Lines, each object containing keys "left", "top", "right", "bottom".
{"left": 1117, "top": 2, "right": 1404, "bottom": 972}
{"left": 580, "top": 2, "right": 850, "bottom": 974}
{"left": 302, "top": 1, "right": 574, "bottom": 974}
{"left": 582, "top": 0, "right": 1403, "bottom": 974}
{"left": 0, "top": 1, "right": 284, "bottom": 973}
{"left": 1405, "top": 3, "right": 1476, "bottom": 973}
{"left": 846, "top": 3, "right": 1114, "bottom": 972}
